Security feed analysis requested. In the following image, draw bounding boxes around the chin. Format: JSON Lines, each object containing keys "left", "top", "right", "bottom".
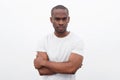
{"left": 55, "top": 28, "right": 66, "bottom": 33}
{"left": 58, "top": 30, "right": 66, "bottom": 33}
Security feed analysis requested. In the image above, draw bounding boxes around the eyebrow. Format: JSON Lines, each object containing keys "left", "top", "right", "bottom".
{"left": 54, "top": 17, "right": 67, "bottom": 21}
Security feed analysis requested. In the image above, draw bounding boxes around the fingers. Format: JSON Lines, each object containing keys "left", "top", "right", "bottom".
{"left": 34, "top": 58, "right": 41, "bottom": 69}
{"left": 36, "top": 52, "right": 49, "bottom": 60}
{"left": 33, "top": 58, "right": 37, "bottom": 69}
{"left": 36, "top": 53, "right": 40, "bottom": 58}
{"left": 36, "top": 52, "right": 43, "bottom": 57}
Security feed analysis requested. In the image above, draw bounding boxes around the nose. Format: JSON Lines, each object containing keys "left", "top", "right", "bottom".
{"left": 58, "top": 20, "right": 64, "bottom": 26}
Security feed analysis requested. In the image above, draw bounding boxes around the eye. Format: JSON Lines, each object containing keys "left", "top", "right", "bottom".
{"left": 53, "top": 17, "right": 68, "bottom": 21}
{"left": 54, "top": 17, "right": 61, "bottom": 21}
{"left": 62, "top": 17, "right": 67, "bottom": 21}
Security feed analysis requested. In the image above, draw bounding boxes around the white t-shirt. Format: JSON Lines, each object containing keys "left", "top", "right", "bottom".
{"left": 37, "top": 32, "right": 84, "bottom": 80}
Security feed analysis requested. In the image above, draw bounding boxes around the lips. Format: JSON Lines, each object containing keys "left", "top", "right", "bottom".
{"left": 55, "top": 26, "right": 66, "bottom": 32}
{"left": 58, "top": 27, "right": 64, "bottom": 29}
{"left": 57, "top": 26, "right": 64, "bottom": 29}
{"left": 58, "top": 27, "right": 64, "bottom": 31}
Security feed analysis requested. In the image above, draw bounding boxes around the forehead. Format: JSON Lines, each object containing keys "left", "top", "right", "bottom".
{"left": 52, "top": 9, "right": 68, "bottom": 17}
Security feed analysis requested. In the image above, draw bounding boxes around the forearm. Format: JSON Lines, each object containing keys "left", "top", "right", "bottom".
{"left": 42, "top": 61, "right": 80, "bottom": 74}
{"left": 38, "top": 67, "right": 56, "bottom": 75}
{"left": 35, "top": 52, "right": 83, "bottom": 74}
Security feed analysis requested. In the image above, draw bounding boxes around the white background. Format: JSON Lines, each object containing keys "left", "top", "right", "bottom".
{"left": 0, "top": 0, "right": 120, "bottom": 80}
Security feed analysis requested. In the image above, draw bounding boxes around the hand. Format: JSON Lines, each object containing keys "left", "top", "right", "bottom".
{"left": 34, "top": 57, "right": 42, "bottom": 69}
{"left": 34, "top": 53, "right": 47, "bottom": 69}
{"left": 36, "top": 52, "right": 49, "bottom": 60}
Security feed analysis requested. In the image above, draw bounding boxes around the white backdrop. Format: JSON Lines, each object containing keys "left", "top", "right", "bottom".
{"left": 0, "top": 0, "right": 120, "bottom": 80}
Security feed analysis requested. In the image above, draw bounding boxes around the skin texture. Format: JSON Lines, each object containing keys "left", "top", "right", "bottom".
{"left": 50, "top": 9, "right": 70, "bottom": 37}
{"left": 34, "top": 52, "right": 56, "bottom": 75}
{"left": 34, "top": 52, "right": 83, "bottom": 75}
{"left": 34, "top": 8, "right": 83, "bottom": 75}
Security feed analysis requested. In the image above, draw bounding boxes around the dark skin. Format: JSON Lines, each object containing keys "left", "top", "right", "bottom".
{"left": 34, "top": 9, "right": 83, "bottom": 75}
{"left": 34, "top": 52, "right": 55, "bottom": 75}
{"left": 50, "top": 9, "right": 70, "bottom": 37}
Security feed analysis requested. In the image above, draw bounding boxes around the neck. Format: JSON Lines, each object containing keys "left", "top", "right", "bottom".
{"left": 54, "top": 31, "right": 70, "bottom": 38}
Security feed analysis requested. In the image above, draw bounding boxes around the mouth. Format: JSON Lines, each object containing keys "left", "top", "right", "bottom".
{"left": 55, "top": 26, "right": 65, "bottom": 33}
{"left": 57, "top": 26, "right": 64, "bottom": 29}
{"left": 58, "top": 27, "right": 64, "bottom": 29}
{"left": 57, "top": 27, "right": 65, "bottom": 31}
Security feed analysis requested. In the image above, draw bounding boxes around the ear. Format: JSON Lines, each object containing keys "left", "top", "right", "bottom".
{"left": 67, "top": 16, "right": 70, "bottom": 23}
{"left": 50, "top": 17, "right": 53, "bottom": 23}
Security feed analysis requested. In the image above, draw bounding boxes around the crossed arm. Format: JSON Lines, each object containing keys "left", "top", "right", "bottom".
{"left": 34, "top": 52, "right": 55, "bottom": 75}
{"left": 34, "top": 51, "right": 83, "bottom": 75}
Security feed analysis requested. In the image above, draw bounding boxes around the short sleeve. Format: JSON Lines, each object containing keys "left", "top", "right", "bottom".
{"left": 71, "top": 39, "right": 84, "bottom": 56}
{"left": 37, "top": 37, "right": 47, "bottom": 52}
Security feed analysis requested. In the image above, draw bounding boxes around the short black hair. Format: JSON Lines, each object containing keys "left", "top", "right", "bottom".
{"left": 51, "top": 5, "right": 69, "bottom": 16}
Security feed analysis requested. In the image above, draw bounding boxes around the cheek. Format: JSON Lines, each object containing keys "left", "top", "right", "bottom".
{"left": 52, "top": 23, "right": 57, "bottom": 28}
{"left": 53, "top": 22, "right": 58, "bottom": 26}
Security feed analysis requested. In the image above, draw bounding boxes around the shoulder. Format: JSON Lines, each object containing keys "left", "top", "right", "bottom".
{"left": 38, "top": 33, "right": 53, "bottom": 41}
{"left": 70, "top": 32, "right": 84, "bottom": 48}
{"left": 70, "top": 32, "right": 84, "bottom": 56}
{"left": 70, "top": 32, "right": 83, "bottom": 42}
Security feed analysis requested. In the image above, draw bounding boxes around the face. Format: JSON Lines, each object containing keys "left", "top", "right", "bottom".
{"left": 50, "top": 9, "right": 70, "bottom": 34}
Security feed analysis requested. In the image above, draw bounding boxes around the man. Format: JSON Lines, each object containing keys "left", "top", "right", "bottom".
{"left": 34, "top": 5, "right": 84, "bottom": 80}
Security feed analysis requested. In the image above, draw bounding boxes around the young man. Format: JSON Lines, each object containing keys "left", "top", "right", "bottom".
{"left": 34, "top": 5, "right": 84, "bottom": 80}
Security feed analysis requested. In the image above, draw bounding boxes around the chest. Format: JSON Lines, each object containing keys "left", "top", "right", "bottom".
{"left": 46, "top": 39, "right": 73, "bottom": 62}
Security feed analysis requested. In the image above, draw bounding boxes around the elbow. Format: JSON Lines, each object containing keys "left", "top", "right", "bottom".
{"left": 72, "top": 68, "right": 78, "bottom": 74}
{"left": 38, "top": 70, "right": 43, "bottom": 76}
{"left": 68, "top": 64, "right": 83, "bottom": 74}
{"left": 38, "top": 69, "right": 45, "bottom": 76}
{"left": 67, "top": 67, "right": 78, "bottom": 74}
